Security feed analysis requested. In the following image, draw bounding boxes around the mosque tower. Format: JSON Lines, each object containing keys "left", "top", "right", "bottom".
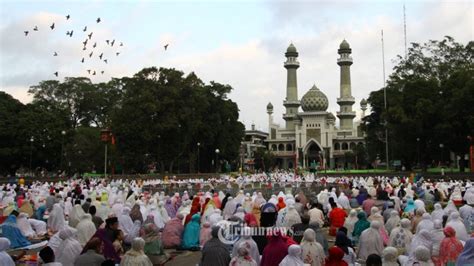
{"left": 336, "top": 40, "right": 356, "bottom": 130}
{"left": 283, "top": 43, "right": 300, "bottom": 130}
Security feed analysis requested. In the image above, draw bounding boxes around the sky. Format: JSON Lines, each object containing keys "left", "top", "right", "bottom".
{"left": 1, "top": 0, "right": 472, "bottom": 132}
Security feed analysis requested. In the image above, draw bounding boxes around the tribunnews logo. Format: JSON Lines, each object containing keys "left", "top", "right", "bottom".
{"left": 216, "top": 220, "right": 292, "bottom": 244}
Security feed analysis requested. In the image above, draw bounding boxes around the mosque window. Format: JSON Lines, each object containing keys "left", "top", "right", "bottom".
{"left": 334, "top": 143, "right": 340, "bottom": 150}
{"left": 271, "top": 144, "right": 277, "bottom": 151}
{"left": 286, "top": 144, "right": 293, "bottom": 151}
{"left": 342, "top": 143, "right": 348, "bottom": 150}
{"left": 278, "top": 144, "right": 284, "bottom": 151}
{"left": 350, "top": 142, "right": 356, "bottom": 150}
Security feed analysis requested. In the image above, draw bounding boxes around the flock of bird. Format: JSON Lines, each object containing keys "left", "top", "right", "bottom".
{"left": 23, "top": 14, "right": 171, "bottom": 79}
{"left": 23, "top": 14, "right": 125, "bottom": 78}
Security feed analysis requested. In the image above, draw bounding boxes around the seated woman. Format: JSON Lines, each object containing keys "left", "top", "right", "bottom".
{"left": 141, "top": 223, "right": 169, "bottom": 265}
{"left": 120, "top": 237, "right": 152, "bottom": 266}
{"left": 0, "top": 212, "right": 31, "bottom": 249}
{"left": 181, "top": 213, "right": 201, "bottom": 250}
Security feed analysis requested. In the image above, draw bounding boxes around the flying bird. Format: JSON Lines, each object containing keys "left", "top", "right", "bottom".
{"left": 99, "top": 53, "right": 103, "bottom": 59}
{"left": 87, "top": 69, "right": 91, "bottom": 74}
{"left": 103, "top": 59, "right": 108, "bottom": 64}
{"left": 96, "top": 17, "right": 101, "bottom": 23}
{"left": 50, "top": 23, "right": 55, "bottom": 30}
{"left": 33, "top": 26, "right": 38, "bottom": 31}
{"left": 116, "top": 52, "right": 120, "bottom": 56}
{"left": 111, "top": 39, "right": 115, "bottom": 46}
{"left": 89, "top": 52, "right": 93, "bottom": 58}
{"left": 88, "top": 32, "right": 93, "bottom": 39}
{"left": 66, "top": 14, "right": 70, "bottom": 20}
{"left": 93, "top": 42, "right": 97, "bottom": 48}
{"left": 54, "top": 72, "right": 58, "bottom": 77}
{"left": 92, "top": 70, "right": 96, "bottom": 75}
{"left": 81, "top": 58, "right": 84, "bottom": 63}
{"left": 53, "top": 52, "right": 58, "bottom": 56}
{"left": 120, "top": 42, "right": 123, "bottom": 46}
{"left": 164, "top": 44, "right": 169, "bottom": 50}
{"left": 66, "top": 30, "right": 73, "bottom": 37}
{"left": 82, "top": 46, "right": 86, "bottom": 51}
{"left": 83, "top": 39, "right": 88, "bottom": 46}
{"left": 24, "top": 31, "right": 29, "bottom": 36}
{"left": 106, "top": 40, "right": 109, "bottom": 45}
{"left": 101, "top": 71, "right": 104, "bottom": 74}
{"left": 83, "top": 26, "right": 87, "bottom": 32}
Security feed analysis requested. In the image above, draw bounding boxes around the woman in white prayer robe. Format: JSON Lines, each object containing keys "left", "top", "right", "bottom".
{"left": 0, "top": 238, "right": 15, "bottom": 266}
{"left": 120, "top": 237, "right": 152, "bottom": 266}
{"left": 358, "top": 221, "right": 384, "bottom": 261}
{"left": 430, "top": 219, "right": 445, "bottom": 260}
{"left": 76, "top": 214, "right": 97, "bottom": 246}
{"left": 343, "top": 209, "right": 358, "bottom": 239}
{"left": 416, "top": 213, "right": 434, "bottom": 233}
{"left": 279, "top": 244, "right": 304, "bottom": 266}
{"left": 69, "top": 203, "right": 85, "bottom": 228}
{"left": 17, "top": 212, "right": 35, "bottom": 238}
{"left": 300, "top": 229, "right": 325, "bottom": 266}
{"left": 385, "top": 210, "right": 400, "bottom": 235}
{"left": 431, "top": 203, "right": 445, "bottom": 222}
{"left": 149, "top": 205, "right": 166, "bottom": 228}
{"left": 232, "top": 227, "right": 260, "bottom": 265}
{"left": 445, "top": 211, "right": 469, "bottom": 241}
{"left": 119, "top": 207, "right": 134, "bottom": 236}
{"left": 48, "top": 203, "right": 66, "bottom": 233}
{"left": 399, "top": 229, "right": 432, "bottom": 266}
{"left": 282, "top": 205, "right": 301, "bottom": 228}
{"left": 55, "top": 227, "right": 82, "bottom": 266}
{"left": 337, "top": 192, "right": 351, "bottom": 210}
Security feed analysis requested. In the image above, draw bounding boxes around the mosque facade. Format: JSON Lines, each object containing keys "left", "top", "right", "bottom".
{"left": 266, "top": 40, "right": 367, "bottom": 170}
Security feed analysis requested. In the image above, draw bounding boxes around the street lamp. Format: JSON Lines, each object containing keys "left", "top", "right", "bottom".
{"left": 416, "top": 138, "right": 420, "bottom": 167}
{"left": 197, "top": 142, "right": 201, "bottom": 173}
{"left": 439, "top": 143, "right": 444, "bottom": 166}
{"left": 215, "top": 148, "right": 220, "bottom": 173}
{"left": 29, "top": 136, "right": 34, "bottom": 172}
{"left": 60, "top": 130, "right": 66, "bottom": 170}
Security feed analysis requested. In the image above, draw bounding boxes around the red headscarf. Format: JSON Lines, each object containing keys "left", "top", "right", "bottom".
{"left": 439, "top": 226, "right": 464, "bottom": 266}
{"left": 325, "top": 246, "right": 348, "bottom": 266}
{"left": 244, "top": 213, "right": 258, "bottom": 227}
{"left": 213, "top": 193, "right": 221, "bottom": 209}
{"left": 261, "top": 231, "right": 288, "bottom": 266}
{"left": 276, "top": 197, "right": 286, "bottom": 211}
{"left": 184, "top": 197, "right": 201, "bottom": 225}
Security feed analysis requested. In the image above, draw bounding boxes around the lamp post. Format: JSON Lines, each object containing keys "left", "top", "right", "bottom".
{"left": 100, "top": 128, "right": 111, "bottom": 178}
{"left": 29, "top": 136, "right": 34, "bottom": 172}
{"left": 416, "top": 138, "right": 420, "bottom": 167}
{"left": 60, "top": 130, "right": 66, "bottom": 170}
{"left": 215, "top": 148, "right": 220, "bottom": 173}
{"left": 439, "top": 143, "right": 444, "bottom": 166}
{"left": 197, "top": 142, "right": 200, "bottom": 173}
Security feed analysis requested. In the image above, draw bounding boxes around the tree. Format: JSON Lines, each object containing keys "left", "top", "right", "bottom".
{"left": 363, "top": 37, "right": 474, "bottom": 171}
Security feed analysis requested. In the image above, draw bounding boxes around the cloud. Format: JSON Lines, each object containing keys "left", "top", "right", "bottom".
{"left": 1, "top": 1, "right": 472, "bottom": 133}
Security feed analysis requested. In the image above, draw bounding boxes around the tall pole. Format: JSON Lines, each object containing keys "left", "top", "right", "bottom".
{"left": 29, "top": 137, "right": 34, "bottom": 172}
{"left": 104, "top": 143, "right": 108, "bottom": 178}
{"left": 382, "top": 30, "right": 389, "bottom": 170}
{"left": 197, "top": 142, "right": 200, "bottom": 173}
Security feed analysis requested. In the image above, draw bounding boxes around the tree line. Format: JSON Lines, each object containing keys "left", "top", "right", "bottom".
{"left": 0, "top": 67, "right": 245, "bottom": 175}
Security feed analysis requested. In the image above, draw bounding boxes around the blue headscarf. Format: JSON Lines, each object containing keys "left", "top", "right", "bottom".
{"left": 181, "top": 213, "right": 200, "bottom": 249}
{"left": 0, "top": 215, "right": 31, "bottom": 248}
{"left": 404, "top": 199, "right": 416, "bottom": 213}
{"left": 456, "top": 238, "right": 474, "bottom": 266}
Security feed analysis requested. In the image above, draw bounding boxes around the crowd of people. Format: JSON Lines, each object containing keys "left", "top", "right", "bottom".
{"left": 0, "top": 173, "right": 473, "bottom": 266}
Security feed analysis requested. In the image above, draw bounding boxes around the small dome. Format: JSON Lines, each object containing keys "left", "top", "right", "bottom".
{"left": 360, "top": 98, "right": 367, "bottom": 106}
{"left": 267, "top": 102, "right": 273, "bottom": 110}
{"left": 287, "top": 43, "right": 297, "bottom": 53}
{"left": 340, "top": 39, "right": 350, "bottom": 49}
{"left": 285, "top": 43, "right": 298, "bottom": 57}
{"left": 301, "top": 84, "right": 329, "bottom": 112}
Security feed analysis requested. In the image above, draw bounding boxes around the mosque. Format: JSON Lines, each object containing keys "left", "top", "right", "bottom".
{"left": 265, "top": 40, "right": 367, "bottom": 170}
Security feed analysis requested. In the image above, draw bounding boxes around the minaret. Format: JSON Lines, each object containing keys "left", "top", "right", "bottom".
{"left": 360, "top": 98, "right": 367, "bottom": 118}
{"left": 283, "top": 43, "right": 300, "bottom": 130}
{"left": 337, "top": 40, "right": 356, "bottom": 130}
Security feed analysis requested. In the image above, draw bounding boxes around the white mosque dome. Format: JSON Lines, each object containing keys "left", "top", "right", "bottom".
{"left": 301, "top": 84, "right": 329, "bottom": 112}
